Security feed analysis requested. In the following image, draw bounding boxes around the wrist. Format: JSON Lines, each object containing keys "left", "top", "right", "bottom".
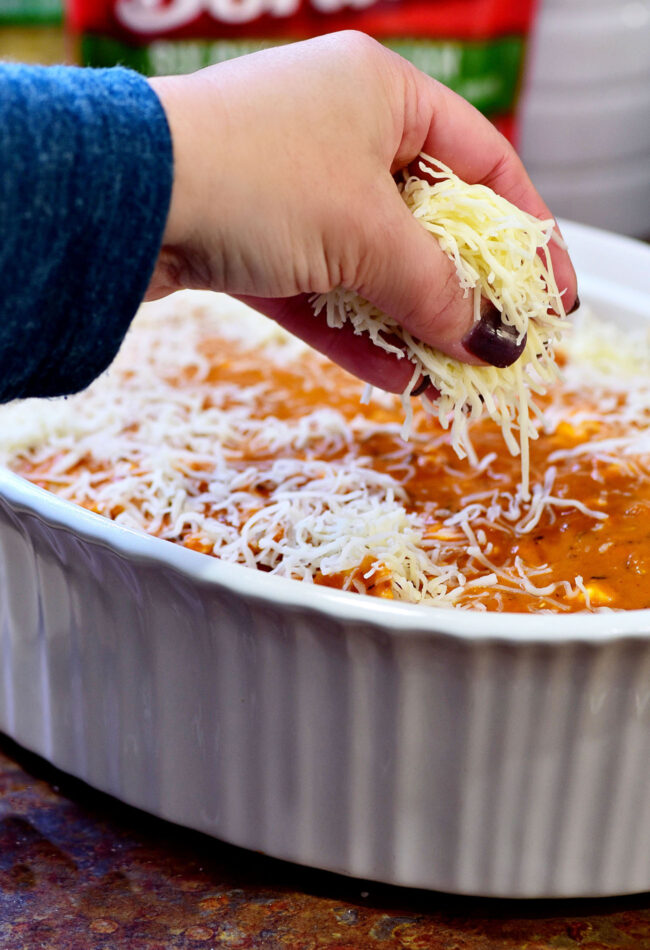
{"left": 149, "top": 73, "right": 226, "bottom": 253}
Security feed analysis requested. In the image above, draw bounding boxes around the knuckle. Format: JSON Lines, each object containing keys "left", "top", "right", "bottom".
{"left": 430, "top": 267, "right": 468, "bottom": 340}
{"left": 316, "top": 207, "right": 367, "bottom": 293}
{"left": 407, "top": 263, "right": 467, "bottom": 345}
{"left": 336, "top": 29, "right": 382, "bottom": 63}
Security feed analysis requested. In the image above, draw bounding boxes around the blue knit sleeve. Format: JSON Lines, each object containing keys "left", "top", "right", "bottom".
{"left": 0, "top": 65, "right": 173, "bottom": 402}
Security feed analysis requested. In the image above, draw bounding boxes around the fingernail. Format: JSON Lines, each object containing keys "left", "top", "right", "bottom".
{"left": 567, "top": 294, "right": 580, "bottom": 315}
{"left": 411, "top": 375, "right": 431, "bottom": 397}
{"left": 462, "top": 301, "right": 526, "bottom": 368}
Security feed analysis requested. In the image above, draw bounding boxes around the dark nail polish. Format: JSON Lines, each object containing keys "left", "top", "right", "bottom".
{"left": 411, "top": 376, "right": 431, "bottom": 398}
{"left": 567, "top": 294, "right": 580, "bottom": 315}
{"left": 462, "top": 302, "right": 527, "bottom": 368}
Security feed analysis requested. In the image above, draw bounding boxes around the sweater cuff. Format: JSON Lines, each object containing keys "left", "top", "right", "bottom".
{"left": 0, "top": 65, "right": 173, "bottom": 401}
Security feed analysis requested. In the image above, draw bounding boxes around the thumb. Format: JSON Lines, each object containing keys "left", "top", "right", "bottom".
{"left": 352, "top": 180, "right": 526, "bottom": 370}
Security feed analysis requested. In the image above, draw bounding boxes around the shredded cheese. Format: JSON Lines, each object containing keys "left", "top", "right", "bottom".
{"left": 0, "top": 298, "right": 478, "bottom": 608}
{"left": 1, "top": 295, "right": 649, "bottom": 614}
{"left": 312, "top": 155, "right": 567, "bottom": 499}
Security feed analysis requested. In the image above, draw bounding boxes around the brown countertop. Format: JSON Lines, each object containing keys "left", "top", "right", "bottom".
{"left": 1, "top": 734, "right": 650, "bottom": 949}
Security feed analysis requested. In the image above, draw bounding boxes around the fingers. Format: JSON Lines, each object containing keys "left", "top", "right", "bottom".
{"left": 236, "top": 293, "right": 416, "bottom": 393}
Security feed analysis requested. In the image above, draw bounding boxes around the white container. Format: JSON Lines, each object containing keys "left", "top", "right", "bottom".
{"left": 526, "top": 152, "right": 650, "bottom": 238}
{"left": 522, "top": 84, "right": 650, "bottom": 166}
{"left": 2, "top": 224, "right": 650, "bottom": 899}
{"left": 524, "top": 2, "right": 650, "bottom": 87}
{"left": 519, "top": 0, "right": 650, "bottom": 236}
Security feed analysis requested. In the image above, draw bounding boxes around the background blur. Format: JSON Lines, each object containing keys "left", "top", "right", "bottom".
{"left": 518, "top": 0, "right": 650, "bottom": 240}
{"left": 2, "top": 0, "right": 649, "bottom": 239}
{"left": 0, "top": 0, "right": 64, "bottom": 65}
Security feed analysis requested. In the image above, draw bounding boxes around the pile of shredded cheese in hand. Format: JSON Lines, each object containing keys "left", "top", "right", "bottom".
{"left": 312, "top": 156, "right": 568, "bottom": 498}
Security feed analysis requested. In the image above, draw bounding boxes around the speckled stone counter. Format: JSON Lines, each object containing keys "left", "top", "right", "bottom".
{"left": 1, "top": 733, "right": 650, "bottom": 949}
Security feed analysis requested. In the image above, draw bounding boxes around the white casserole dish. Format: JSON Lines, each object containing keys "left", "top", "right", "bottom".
{"left": 1, "top": 220, "right": 650, "bottom": 899}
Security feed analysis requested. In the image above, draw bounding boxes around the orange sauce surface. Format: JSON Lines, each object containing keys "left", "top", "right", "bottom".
{"left": 13, "top": 335, "right": 650, "bottom": 613}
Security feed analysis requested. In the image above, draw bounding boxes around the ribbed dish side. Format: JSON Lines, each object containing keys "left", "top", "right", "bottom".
{"left": 3, "top": 498, "right": 650, "bottom": 896}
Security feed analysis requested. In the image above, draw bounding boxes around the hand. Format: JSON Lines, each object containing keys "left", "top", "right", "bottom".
{"left": 148, "top": 31, "right": 577, "bottom": 393}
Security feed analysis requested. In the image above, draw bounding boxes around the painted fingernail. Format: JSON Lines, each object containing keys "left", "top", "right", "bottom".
{"left": 567, "top": 294, "right": 581, "bottom": 315}
{"left": 411, "top": 376, "right": 431, "bottom": 398}
{"left": 462, "top": 301, "right": 527, "bottom": 368}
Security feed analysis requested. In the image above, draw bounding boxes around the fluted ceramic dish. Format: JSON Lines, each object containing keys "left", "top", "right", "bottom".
{"left": 1, "top": 221, "right": 650, "bottom": 899}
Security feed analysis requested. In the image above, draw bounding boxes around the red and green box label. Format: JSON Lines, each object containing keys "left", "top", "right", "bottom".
{"left": 69, "top": 0, "right": 537, "bottom": 141}
{"left": 0, "top": 0, "right": 62, "bottom": 25}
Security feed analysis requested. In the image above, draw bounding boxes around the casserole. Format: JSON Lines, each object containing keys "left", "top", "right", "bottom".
{"left": 1, "top": 219, "right": 650, "bottom": 898}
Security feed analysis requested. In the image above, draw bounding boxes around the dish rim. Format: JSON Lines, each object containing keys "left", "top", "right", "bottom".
{"left": 3, "top": 218, "right": 650, "bottom": 645}
{"left": 3, "top": 464, "right": 650, "bottom": 645}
